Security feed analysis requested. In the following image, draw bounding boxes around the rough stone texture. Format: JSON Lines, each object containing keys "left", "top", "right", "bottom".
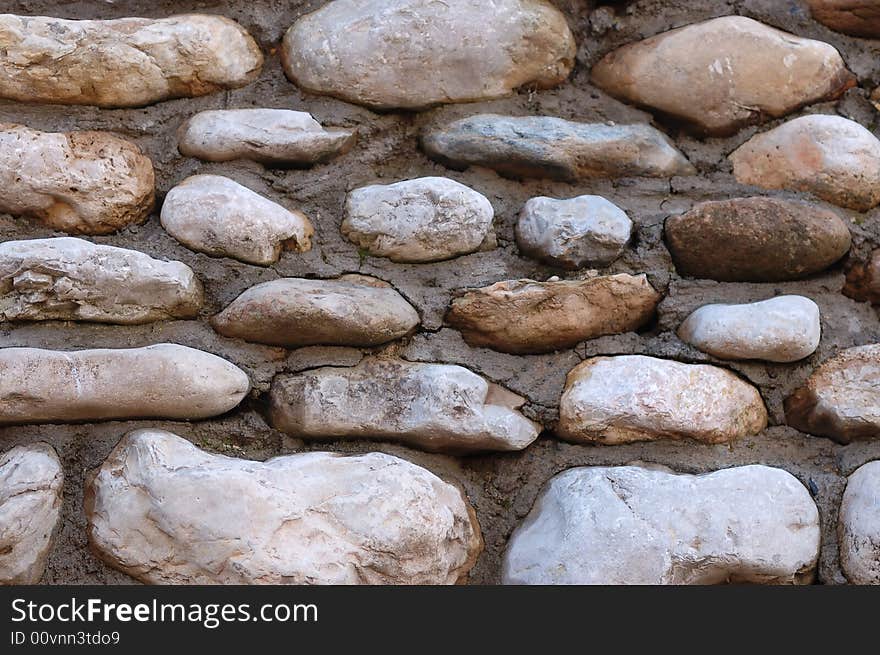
{"left": 0, "top": 123, "right": 154, "bottom": 235}
{"left": 558, "top": 355, "right": 768, "bottom": 445}
{"left": 341, "top": 177, "right": 494, "bottom": 263}
{"left": 591, "top": 16, "right": 855, "bottom": 136}
{"left": 268, "top": 357, "right": 541, "bottom": 453}
{"left": 0, "top": 14, "right": 263, "bottom": 107}
{"left": 0, "top": 237, "right": 203, "bottom": 324}
{"left": 160, "top": 174, "right": 313, "bottom": 266}
{"left": 86, "top": 429, "right": 482, "bottom": 584}
{"left": 730, "top": 115, "right": 880, "bottom": 212}
{"left": 838, "top": 460, "right": 880, "bottom": 584}
{"left": 503, "top": 464, "right": 820, "bottom": 584}
{"left": 421, "top": 114, "right": 695, "bottom": 181}
{"left": 844, "top": 249, "right": 880, "bottom": 304}
{"left": 808, "top": 0, "right": 880, "bottom": 37}
{"left": 0, "top": 344, "right": 249, "bottom": 424}
{"left": 678, "top": 296, "right": 822, "bottom": 363}
{"left": 516, "top": 195, "right": 632, "bottom": 269}
{"left": 178, "top": 109, "right": 356, "bottom": 166}
{"left": 446, "top": 274, "right": 660, "bottom": 355}
{"left": 786, "top": 344, "right": 880, "bottom": 443}
{"left": 281, "top": 0, "right": 575, "bottom": 110}
{"left": 212, "top": 275, "right": 419, "bottom": 347}
{"left": 665, "top": 197, "right": 851, "bottom": 282}
{"left": 0, "top": 443, "right": 63, "bottom": 584}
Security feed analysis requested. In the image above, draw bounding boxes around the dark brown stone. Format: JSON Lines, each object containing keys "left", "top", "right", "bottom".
{"left": 664, "top": 197, "right": 851, "bottom": 282}
{"left": 844, "top": 250, "right": 880, "bottom": 304}
{"left": 808, "top": 0, "right": 880, "bottom": 37}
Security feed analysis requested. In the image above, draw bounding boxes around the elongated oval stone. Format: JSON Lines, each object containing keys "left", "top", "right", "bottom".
{"left": 503, "top": 464, "right": 820, "bottom": 584}
{"left": 729, "top": 115, "right": 880, "bottom": 211}
{"left": 178, "top": 109, "right": 356, "bottom": 166}
{"left": 591, "top": 16, "right": 854, "bottom": 136}
{"left": 161, "top": 175, "right": 314, "bottom": 266}
{"left": 558, "top": 355, "right": 768, "bottom": 445}
{"left": 0, "top": 14, "right": 263, "bottom": 107}
{"left": 445, "top": 274, "right": 660, "bottom": 355}
{"left": 268, "top": 357, "right": 541, "bottom": 453}
{"left": 341, "top": 177, "right": 494, "bottom": 263}
{"left": 678, "top": 296, "right": 821, "bottom": 363}
{"left": 664, "top": 197, "right": 851, "bottom": 282}
{"left": 0, "top": 344, "right": 249, "bottom": 424}
{"left": 808, "top": 0, "right": 880, "bottom": 37}
{"left": 421, "top": 114, "right": 694, "bottom": 181}
{"left": 838, "top": 461, "right": 880, "bottom": 584}
{"left": 86, "top": 429, "right": 482, "bottom": 584}
{"left": 0, "top": 443, "right": 63, "bottom": 584}
{"left": 0, "top": 237, "right": 203, "bottom": 324}
{"left": 281, "top": 0, "right": 575, "bottom": 110}
{"left": 211, "top": 275, "right": 419, "bottom": 347}
{"left": 0, "top": 123, "right": 154, "bottom": 235}
{"left": 785, "top": 344, "right": 880, "bottom": 443}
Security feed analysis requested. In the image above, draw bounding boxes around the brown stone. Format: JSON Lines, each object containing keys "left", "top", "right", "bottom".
{"left": 844, "top": 250, "right": 880, "bottom": 304}
{"left": 445, "top": 274, "right": 661, "bottom": 354}
{"left": 808, "top": 0, "right": 880, "bottom": 37}
{"left": 664, "top": 197, "right": 851, "bottom": 282}
{"left": 591, "top": 16, "right": 855, "bottom": 136}
{"left": 785, "top": 344, "right": 880, "bottom": 443}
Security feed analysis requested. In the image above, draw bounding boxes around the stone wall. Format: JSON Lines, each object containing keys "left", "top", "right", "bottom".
{"left": 3, "top": 0, "right": 880, "bottom": 584}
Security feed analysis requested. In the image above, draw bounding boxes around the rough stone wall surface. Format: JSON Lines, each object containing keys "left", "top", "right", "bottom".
{"left": 3, "top": 0, "right": 880, "bottom": 585}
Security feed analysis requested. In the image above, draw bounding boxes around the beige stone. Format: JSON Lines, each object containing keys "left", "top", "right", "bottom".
{"left": 268, "top": 357, "right": 541, "bottom": 453}
{"left": 0, "top": 443, "right": 63, "bottom": 585}
{"left": 0, "top": 237, "right": 203, "bottom": 324}
{"left": 281, "top": 0, "right": 575, "bottom": 110}
{"left": 785, "top": 344, "right": 880, "bottom": 443}
{"left": 0, "top": 123, "right": 154, "bottom": 235}
{"left": 558, "top": 355, "right": 768, "bottom": 445}
{"left": 591, "top": 16, "right": 854, "bottom": 136}
{"left": 0, "top": 344, "right": 249, "bottom": 425}
{"left": 0, "top": 14, "right": 262, "bottom": 107}
{"left": 211, "top": 275, "right": 419, "bottom": 347}
{"left": 503, "top": 464, "right": 820, "bottom": 584}
{"left": 86, "top": 429, "right": 482, "bottom": 584}
{"left": 342, "top": 177, "right": 494, "bottom": 263}
{"left": 178, "top": 109, "right": 355, "bottom": 166}
{"left": 730, "top": 115, "right": 880, "bottom": 211}
{"left": 838, "top": 461, "right": 880, "bottom": 584}
{"left": 446, "top": 274, "right": 660, "bottom": 355}
{"left": 161, "top": 175, "right": 313, "bottom": 266}
{"left": 808, "top": 0, "right": 880, "bottom": 37}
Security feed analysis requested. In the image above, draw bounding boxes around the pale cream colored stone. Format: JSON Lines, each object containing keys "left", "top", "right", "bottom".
{"left": 268, "top": 357, "right": 541, "bottom": 453}
{"left": 558, "top": 355, "right": 768, "bottom": 444}
{"left": 86, "top": 429, "right": 483, "bottom": 584}
{"left": 178, "top": 109, "right": 355, "bottom": 166}
{"left": 503, "top": 464, "right": 820, "bottom": 584}
{"left": 730, "top": 115, "right": 880, "bottom": 211}
{"left": 0, "top": 14, "right": 263, "bottom": 107}
{"left": 282, "top": 0, "right": 575, "bottom": 110}
{"left": 0, "top": 443, "right": 63, "bottom": 585}
{"left": 839, "top": 461, "right": 880, "bottom": 584}
{"left": 0, "top": 237, "right": 203, "bottom": 324}
{"left": 0, "top": 123, "right": 154, "bottom": 235}
{"left": 0, "top": 344, "right": 249, "bottom": 424}
{"left": 161, "top": 175, "right": 313, "bottom": 266}
{"left": 591, "top": 16, "right": 854, "bottom": 136}
{"left": 446, "top": 274, "right": 660, "bottom": 354}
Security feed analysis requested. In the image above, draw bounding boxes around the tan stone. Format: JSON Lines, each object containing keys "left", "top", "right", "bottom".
{"left": 730, "top": 115, "right": 880, "bottom": 211}
{"left": 0, "top": 123, "right": 154, "bottom": 235}
{"left": 281, "top": 0, "right": 575, "bottom": 110}
{"left": 87, "top": 429, "right": 482, "bottom": 584}
{"left": 591, "top": 16, "right": 854, "bottom": 136}
{"left": 785, "top": 344, "right": 880, "bottom": 443}
{"left": 0, "top": 237, "right": 203, "bottom": 324}
{"left": 211, "top": 275, "right": 419, "bottom": 347}
{"left": 808, "top": 0, "right": 880, "bottom": 37}
{"left": 0, "top": 14, "right": 262, "bottom": 107}
{"left": 0, "top": 443, "right": 63, "bottom": 584}
{"left": 558, "top": 355, "right": 768, "bottom": 445}
{"left": 0, "top": 344, "right": 249, "bottom": 424}
{"left": 445, "top": 274, "right": 660, "bottom": 355}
